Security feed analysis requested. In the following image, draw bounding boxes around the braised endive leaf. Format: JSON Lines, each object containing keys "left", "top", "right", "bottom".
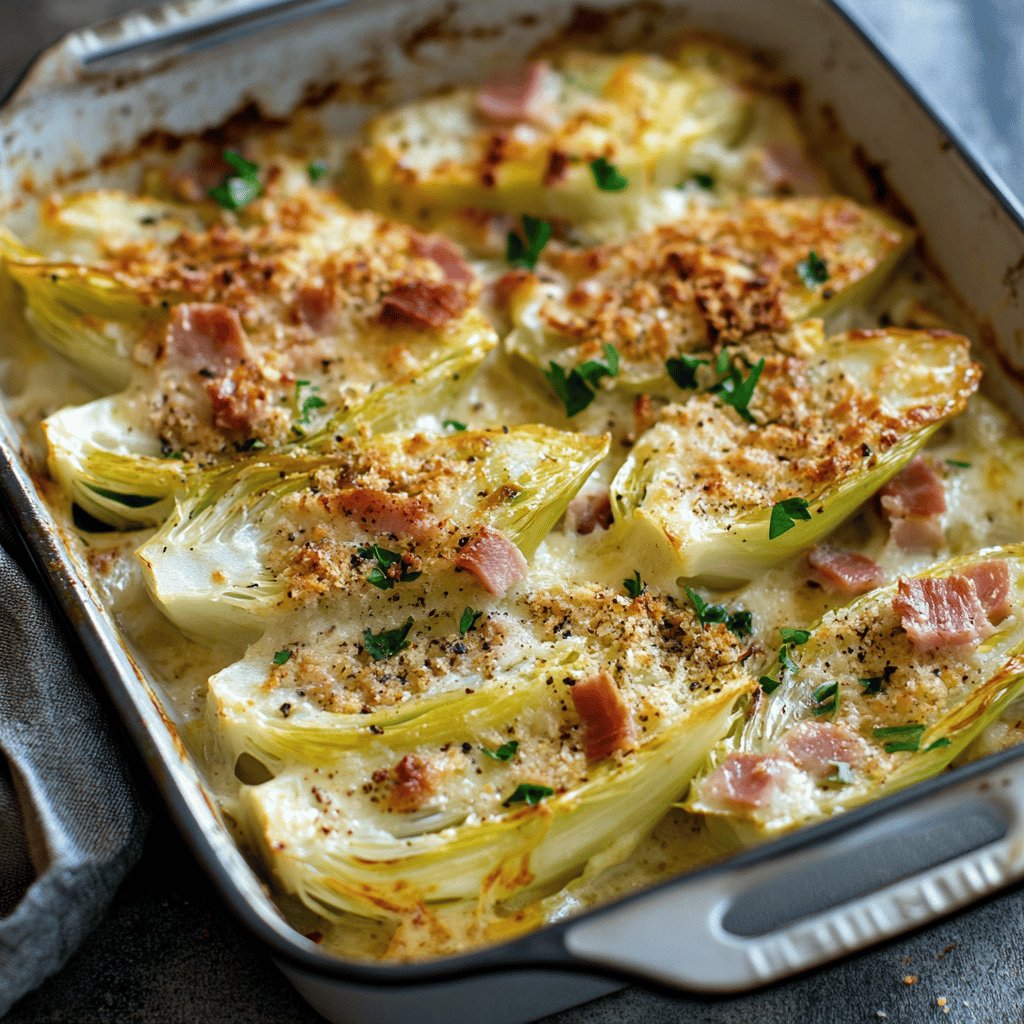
{"left": 137, "top": 426, "right": 609, "bottom": 642}
{"left": 505, "top": 196, "right": 912, "bottom": 391}
{"left": 610, "top": 328, "right": 979, "bottom": 588}
{"left": 232, "top": 581, "right": 753, "bottom": 918}
{"left": 687, "top": 546, "right": 1024, "bottom": 840}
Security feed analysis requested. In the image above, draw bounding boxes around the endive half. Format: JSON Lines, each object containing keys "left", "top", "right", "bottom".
{"left": 137, "top": 426, "right": 610, "bottom": 642}
{"left": 610, "top": 328, "right": 980, "bottom": 588}
{"left": 236, "top": 583, "right": 753, "bottom": 919}
{"left": 687, "top": 546, "right": 1024, "bottom": 839}
{"left": 42, "top": 329, "right": 495, "bottom": 530}
{"left": 505, "top": 197, "right": 912, "bottom": 393}
{"left": 344, "top": 40, "right": 783, "bottom": 224}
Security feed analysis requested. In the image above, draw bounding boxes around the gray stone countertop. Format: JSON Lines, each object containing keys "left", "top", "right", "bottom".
{"left": 2, "top": 1, "right": 1024, "bottom": 1020}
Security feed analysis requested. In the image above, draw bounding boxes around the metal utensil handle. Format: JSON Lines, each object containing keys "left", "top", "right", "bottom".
{"left": 8, "top": 0, "right": 349, "bottom": 101}
{"left": 563, "top": 757, "right": 1024, "bottom": 992}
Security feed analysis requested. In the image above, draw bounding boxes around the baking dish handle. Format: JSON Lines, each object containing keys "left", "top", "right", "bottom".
{"left": 561, "top": 755, "right": 1024, "bottom": 992}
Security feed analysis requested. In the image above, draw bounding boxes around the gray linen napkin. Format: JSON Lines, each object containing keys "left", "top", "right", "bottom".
{"left": 0, "top": 511, "right": 146, "bottom": 1016}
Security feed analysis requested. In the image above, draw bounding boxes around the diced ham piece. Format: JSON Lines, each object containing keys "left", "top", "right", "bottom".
{"left": 701, "top": 753, "right": 788, "bottom": 810}
{"left": 759, "top": 140, "right": 823, "bottom": 195}
{"left": 570, "top": 670, "right": 634, "bottom": 761}
{"left": 474, "top": 61, "right": 551, "bottom": 125}
{"left": 779, "top": 722, "right": 861, "bottom": 779}
{"left": 295, "top": 281, "right": 338, "bottom": 333}
{"left": 411, "top": 234, "right": 474, "bottom": 285}
{"left": 962, "top": 560, "right": 1013, "bottom": 624}
{"left": 387, "top": 755, "right": 434, "bottom": 813}
{"left": 164, "top": 302, "right": 249, "bottom": 375}
{"left": 807, "top": 546, "right": 885, "bottom": 596}
{"left": 455, "top": 526, "right": 528, "bottom": 596}
{"left": 378, "top": 282, "right": 468, "bottom": 328}
{"left": 881, "top": 457, "right": 946, "bottom": 551}
{"left": 334, "top": 488, "right": 437, "bottom": 541}
{"left": 893, "top": 574, "right": 994, "bottom": 651}
{"left": 206, "top": 367, "right": 268, "bottom": 433}
{"left": 881, "top": 458, "right": 947, "bottom": 518}
{"left": 566, "top": 490, "right": 613, "bottom": 535}
{"left": 887, "top": 516, "right": 946, "bottom": 552}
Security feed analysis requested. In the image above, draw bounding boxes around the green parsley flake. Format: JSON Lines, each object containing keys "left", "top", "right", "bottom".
{"left": 358, "top": 545, "right": 421, "bottom": 590}
{"left": 797, "top": 250, "right": 829, "bottom": 288}
{"left": 665, "top": 353, "right": 709, "bottom": 390}
{"left": 459, "top": 607, "right": 483, "bottom": 635}
{"left": 442, "top": 418, "right": 467, "bottom": 432}
{"left": 946, "top": 459, "right": 972, "bottom": 469}
{"left": 684, "top": 587, "right": 753, "bottom": 639}
{"left": 623, "top": 570, "right": 645, "bottom": 599}
{"left": 503, "top": 782, "right": 554, "bottom": 807}
{"left": 363, "top": 618, "right": 414, "bottom": 662}
{"left": 691, "top": 172, "right": 716, "bottom": 190}
{"left": 481, "top": 740, "right": 519, "bottom": 762}
{"left": 506, "top": 215, "right": 552, "bottom": 270}
{"left": 544, "top": 343, "right": 620, "bottom": 416}
{"left": 293, "top": 379, "right": 326, "bottom": 428}
{"left": 759, "top": 675, "right": 781, "bottom": 695}
{"left": 590, "top": 156, "right": 629, "bottom": 191}
{"left": 307, "top": 160, "right": 328, "bottom": 182}
{"left": 924, "top": 737, "right": 952, "bottom": 752}
{"left": 873, "top": 723, "right": 925, "bottom": 753}
{"left": 810, "top": 681, "right": 839, "bottom": 716}
{"left": 272, "top": 649, "right": 292, "bottom": 666}
{"left": 208, "top": 150, "right": 263, "bottom": 211}
{"left": 709, "top": 355, "right": 765, "bottom": 423}
{"left": 780, "top": 627, "right": 811, "bottom": 645}
{"left": 769, "top": 496, "right": 812, "bottom": 539}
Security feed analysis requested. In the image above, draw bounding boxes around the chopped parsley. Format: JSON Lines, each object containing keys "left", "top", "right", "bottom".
{"left": 306, "top": 160, "right": 328, "bottom": 182}
{"left": 238, "top": 437, "right": 267, "bottom": 452}
{"left": 797, "top": 250, "right": 829, "bottom": 288}
{"left": 589, "top": 156, "right": 629, "bottom": 191}
{"left": 442, "top": 418, "right": 467, "bottom": 432}
{"left": 873, "top": 723, "right": 925, "bottom": 753}
{"left": 810, "top": 681, "right": 839, "bottom": 717}
{"left": 860, "top": 665, "right": 895, "bottom": 695}
{"left": 208, "top": 150, "right": 262, "bottom": 211}
{"left": 503, "top": 782, "right": 555, "bottom": 807}
{"left": 946, "top": 459, "right": 972, "bottom": 469}
{"left": 768, "top": 496, "right": 812, "bottom": 539}
{"left": 459, "top": 607, "right": 483, "bottom": 635}
{"left": 827, "top": 761, "right": 854, "bottom": 785}
{"left": 623, "top": 570, "right": 646, "bottom": 599}
{"left": 506, "top": 215, "right": 552, "bottom": 270}
{"left": 363, "top": 618, "right": 414, "bottom": 661}
{"left": 692, "top": 172, "right": 716, "bottom": 190}
{"left": 294, "top": 379, "right": 326, "bottom": 427}
{"left": 161, "top": 449, "right": 185, "bottom": 460}
{"left": 358, "top": 544, "right": 421, "bottom": 590}
{"left": 779, "top": 643, "right": 799, "bottom": 675}
{"left": 709, "top": 355, "right": 765, "bottom": 423}
{"left": 924, "top": 737, "right": 952, "bottom": 752}
{"left": 780, "top": 627, "right": 811, "bottom": 646}
{"left": 759, "top": 675, "right": 781, "bottom": 695}
{"left": 777, "top": 627, "right": 811, "bottom": 679}
{"left": 684, "top": 587, "right": 753, "bottom": 639}
{"left": 272, "top": 649, "right": 292, "bottom": 666}
{"left": 544, "top": 343, "right": 620, "bottom": 417}
{"left": 665, "top": 353, "right": 709, "bottom": 390}
{"left": 481, "top": 740, "right": 519, "bottom": 762}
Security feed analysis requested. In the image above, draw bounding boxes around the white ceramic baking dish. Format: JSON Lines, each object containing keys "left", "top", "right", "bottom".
{"left": 3, "top": 1, "right": 1024, "bottom": 1021}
